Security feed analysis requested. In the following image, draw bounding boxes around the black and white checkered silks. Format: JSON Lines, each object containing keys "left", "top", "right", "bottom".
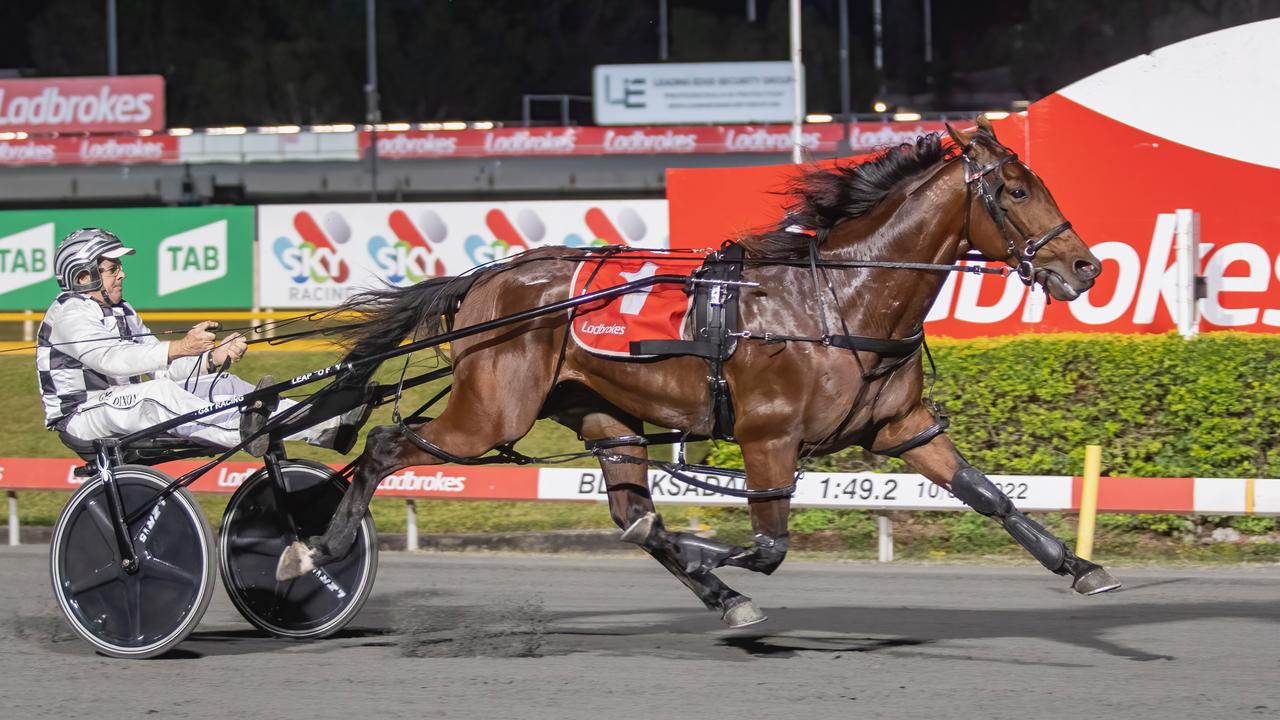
{"left": 36, "top": 293, "right": 333, "bottom": 447}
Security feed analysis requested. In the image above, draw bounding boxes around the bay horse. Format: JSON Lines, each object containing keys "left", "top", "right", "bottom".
{"left": 277, "top": 117, "right": 1121, "bottom": 627}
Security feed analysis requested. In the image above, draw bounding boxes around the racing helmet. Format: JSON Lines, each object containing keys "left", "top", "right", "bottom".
{"left": 53, "top": 228, "right": 136, "bottom": 293}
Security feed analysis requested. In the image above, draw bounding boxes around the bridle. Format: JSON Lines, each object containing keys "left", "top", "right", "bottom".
{"left": 960, "top": 139, "right": 1073, "bottom": 286}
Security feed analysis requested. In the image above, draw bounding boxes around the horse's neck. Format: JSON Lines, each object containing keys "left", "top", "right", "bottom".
{"left": 823, "top": 161, "right": 968, "bottom": 336}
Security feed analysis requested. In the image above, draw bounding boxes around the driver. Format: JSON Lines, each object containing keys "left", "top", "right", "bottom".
{"left": 36, "top": 227, "right": 370, "bottom": 457}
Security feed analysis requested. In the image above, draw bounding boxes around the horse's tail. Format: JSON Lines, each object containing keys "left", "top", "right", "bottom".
{"left": 327, "top": 273, "right": 483, "bottom": 365}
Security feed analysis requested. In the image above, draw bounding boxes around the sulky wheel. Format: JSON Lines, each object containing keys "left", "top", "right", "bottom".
{"left": 219, "top": 459, "right": 377, "bottom": 639}
{"left": 49, "top": 466, "right": 215, "bottom": 659}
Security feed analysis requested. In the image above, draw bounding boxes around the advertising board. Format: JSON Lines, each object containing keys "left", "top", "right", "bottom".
{"left": 667, "top": 21, "right": 1280, "bottom": 337}
{"left": 0, "top": 207, "right": 253, "bottom": 310}
{"left": 0, "top": 75, "right": 165, "bottom": 133}
{"left": 593, "top": 62, "right": 797, "bottom": 125}
{"left": 257, "top": 200, "right": 668, "bottom": 308}
{"left": 363, "top": 124, "right": 844, "bottom": 158}
{"left": 0, "top": 134, "right": 179, "bottom": 165}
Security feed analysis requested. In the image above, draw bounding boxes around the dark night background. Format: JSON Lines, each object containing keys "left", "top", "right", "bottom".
{"left": 0, "top": 0, "right": 1276, "bottom": 127}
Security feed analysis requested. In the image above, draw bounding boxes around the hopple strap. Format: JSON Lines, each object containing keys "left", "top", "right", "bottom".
{"left": 631, "top": 243, "right": 745, "bottom": 440}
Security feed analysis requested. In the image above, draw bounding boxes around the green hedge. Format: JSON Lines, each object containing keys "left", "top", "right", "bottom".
{"left": 709, "top": 332, "right": 1280, "bottom": 479}
{"left": 6, "top": 333, "right": 1277, "bottom": 555}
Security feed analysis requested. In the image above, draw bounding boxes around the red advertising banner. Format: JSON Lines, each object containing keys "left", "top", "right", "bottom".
{"left": 667, "top": 108, "right": 1280, "bottom": 336}
{"left": 0, "top": 75, "right": 165, "bottom": 133}
{"left": 0, "top": 121, "right": 944, "bottom": 166}
{"left": 2, "top": 457, "right": 1272, "bottom": 514}
{"left": 845, "top": 121, "right": 947, "bottom": 152}
{"left": 362, "top": 123, "right": 861, "bottom": 159}
{"left": 0, "top": 134, "right": 179, "bottom": 165}
{"left": 0, "top": 457, "right": 541, "bottom": 500}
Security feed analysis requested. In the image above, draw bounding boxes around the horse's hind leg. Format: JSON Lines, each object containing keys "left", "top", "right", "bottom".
{"left": 719, "top": 436, "right": 798, "bottom": 576}
{"left": 278, "top": 361, "right": 551, "bottom": 580}
{"left": 892, "top": 418, "right": 1121, "bottom": 594}
{"left": 569, "top": 410, "right": 766, "bottom": 627}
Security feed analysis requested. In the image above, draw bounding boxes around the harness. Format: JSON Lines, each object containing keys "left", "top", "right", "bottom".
{"left": 205, "top": 135, "right": 1082, "bottom": 503}
{"left": 960, "top": 141, "right": 1073, "bottom": 286}
{"left": 630, "top": 243, "right": 746, "bottom": 440}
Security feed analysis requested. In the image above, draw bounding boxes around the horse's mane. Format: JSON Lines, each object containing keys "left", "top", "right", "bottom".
{"left": 739, "top": 132, "right": 950, "bottom": 259}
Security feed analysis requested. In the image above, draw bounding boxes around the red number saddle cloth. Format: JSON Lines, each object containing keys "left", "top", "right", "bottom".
{"left": 568, "top": 250, "right": 704, "bottom": 358}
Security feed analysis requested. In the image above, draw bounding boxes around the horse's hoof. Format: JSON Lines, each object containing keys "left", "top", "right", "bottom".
{"left": 722, "top": 598, "right": 768, "bottom": 628}
{"left": 1073, "top": 565, "right": 1122, "bottom": 595}
{"left": 276, "top": 541, "right": 317, "bottom": 582}
{"left": 620, "top": 512, "right": 658, "bottom": 545}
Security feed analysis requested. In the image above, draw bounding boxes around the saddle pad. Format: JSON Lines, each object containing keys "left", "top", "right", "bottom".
{"left": 569, "top": 251, "right": 701, "bottom": 358}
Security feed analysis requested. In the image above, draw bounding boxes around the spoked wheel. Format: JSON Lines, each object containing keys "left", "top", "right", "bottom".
{"left": 219, "top": 459, "right": 377, "bottom": 639}
{"left": 50, "top": 466, "right": 215, "bottom": 659}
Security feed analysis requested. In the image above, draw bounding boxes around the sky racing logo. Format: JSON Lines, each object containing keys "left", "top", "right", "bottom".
{"left": 367, "top": 209, "right": 447, "bottom": 283}
{"left": 463, "top": 206, "right": 650, "bottom": 265}
{"left": 273, "top": 211, "right": 351, "bottom": 284}
{"left": 272, "top": 204, "right": 658, "bottom": 291}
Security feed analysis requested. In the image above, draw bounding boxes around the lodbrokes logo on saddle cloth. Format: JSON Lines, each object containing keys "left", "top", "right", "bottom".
{"left": 568, "top": 246, "right": 743, "bottom": 359}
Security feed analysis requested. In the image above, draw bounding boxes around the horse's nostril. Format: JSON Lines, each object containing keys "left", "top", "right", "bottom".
{"left": 1075, "top": 260, "right": 1099, "bottom": 280}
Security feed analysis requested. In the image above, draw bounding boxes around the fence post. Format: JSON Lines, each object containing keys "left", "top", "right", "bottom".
{"left": 22, "top": 310, "right": 34, "bottom": 343}
{"left": 876, "top": 514, "right": 893, "bottom": 562}
{"left": 1174, "top": 209, "right": 1201, "bottom": 338}
{"left": 405, "top": 499, "right": 418, "bottom": 551}
{"left": 1076, "top": 445, "right": 1102, "bottom": 561}
{"left": 7, "top": 491, "right": 18, "bottom": 546}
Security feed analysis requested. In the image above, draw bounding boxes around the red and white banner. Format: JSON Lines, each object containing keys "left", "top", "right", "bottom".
{"left": 0, "top": 121, "right": 941, "bottom": 166}
{"left": 0, "top": 76, "right": 165, "bottom": 134}
{"left": 845, "top": 121, "right": 946, "bottom": 153}
{"left": 668, "top": 21, "right": 1280, "bottom": 336}
{"left": 363, "top": 123, "right": 866, "bottom": 159}
{"left": 0, "top": 134, "right": 178, "bottom": 166}
{"left": 1, "top": 457, "right": 1277, "bottom": 514}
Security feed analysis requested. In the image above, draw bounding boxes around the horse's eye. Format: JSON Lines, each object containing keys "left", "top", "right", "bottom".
{"left": 1009, "top": 188, "right": 1028, "bottom": 199}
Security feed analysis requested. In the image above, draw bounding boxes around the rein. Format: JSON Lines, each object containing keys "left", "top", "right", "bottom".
{"left": 1, "top": 308, "right": 369, "bottom": 355}
{"left": 546, "top": 251, "right": 1008, "bottom": 277}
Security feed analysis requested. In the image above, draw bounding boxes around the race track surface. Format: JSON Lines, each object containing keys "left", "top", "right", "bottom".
{"left": 3, "top": 546, "right": 1278, "bottom": 719}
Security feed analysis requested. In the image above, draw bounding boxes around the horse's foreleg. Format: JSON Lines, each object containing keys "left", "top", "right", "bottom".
{"left": 893, "top": 420, "right": 1121, "bottom": 595}
{"left": 719, "top": 436, "right": 797, "bottom": 576}
{"left": 573, "top": 412, "right": 763, "bottom": 627}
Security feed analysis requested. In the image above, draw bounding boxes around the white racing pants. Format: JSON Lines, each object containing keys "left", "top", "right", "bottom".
{"left": 64, "top": 373, "right": 337, "bottom": 449}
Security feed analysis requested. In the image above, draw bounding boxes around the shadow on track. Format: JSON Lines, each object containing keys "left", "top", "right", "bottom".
{"left": 18, "top": 589, "right": 1279, "bottom": 663}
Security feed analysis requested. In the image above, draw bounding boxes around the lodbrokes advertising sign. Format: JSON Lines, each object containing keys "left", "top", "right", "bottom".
{"left": 257, "top": 200, "right": 669, "bottom": 308}
{"left": 0, "top": 207, "right": 252, "bottom": 310}
{"left": 0, "top": 76, "right": 165, "bottom": 134}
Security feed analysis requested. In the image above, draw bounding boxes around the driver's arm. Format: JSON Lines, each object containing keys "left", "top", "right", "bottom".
{"left": 49, "top": 301, "right": 171, "bottom": 378}
{"left": 133, "top": 318, "right": 213, "bottom": 380}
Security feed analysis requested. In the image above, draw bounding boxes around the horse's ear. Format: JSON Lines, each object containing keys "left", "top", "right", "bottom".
{"left": 945, "top": 123, "right": 971, "bottom": 147}
{"left": 975, "top": 114, "right": 998, "bottom": 140}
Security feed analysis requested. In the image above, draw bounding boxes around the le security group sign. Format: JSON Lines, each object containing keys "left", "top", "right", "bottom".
{"left": 593, "top": 62, "right": 798, "bottom": 126}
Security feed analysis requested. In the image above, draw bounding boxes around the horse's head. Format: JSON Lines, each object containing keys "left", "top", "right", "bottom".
{"left": 947, "top": 117, "right": 1100, "bottom": 301}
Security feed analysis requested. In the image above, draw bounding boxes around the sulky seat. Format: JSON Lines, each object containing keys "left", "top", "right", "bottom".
{"left": 58, "top": 430, "right": 222, "bottom": 469}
